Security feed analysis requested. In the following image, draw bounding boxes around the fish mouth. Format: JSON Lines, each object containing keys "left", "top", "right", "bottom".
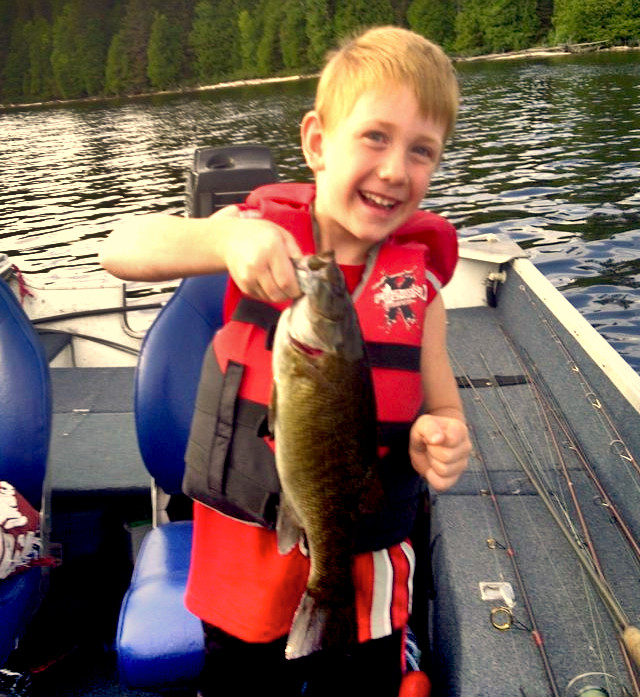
{"left": 359, "top": 190, "right": 399, "bottom": 211}
{"left": 290, "top": 336, "right": 325, "bottom": 357}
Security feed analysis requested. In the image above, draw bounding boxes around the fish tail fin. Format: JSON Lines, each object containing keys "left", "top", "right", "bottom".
{"left": 285, "top": 592, "right": 357, "bottom": 660}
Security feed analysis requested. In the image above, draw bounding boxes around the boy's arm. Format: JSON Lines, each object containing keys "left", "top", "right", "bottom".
{"left": 409, "top": 294, "right": 471, "bottom": 492}
{"left": 99, "top": 207, "right": 301, "bottom": 301}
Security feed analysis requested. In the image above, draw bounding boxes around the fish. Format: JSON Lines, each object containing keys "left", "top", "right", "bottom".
{"left": 270, "top": 250, "right": 382, "bottom": 660}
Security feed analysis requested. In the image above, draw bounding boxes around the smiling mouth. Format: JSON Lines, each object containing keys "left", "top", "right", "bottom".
{"left": 360, "top": 191, "right": 399, "bottom": 211}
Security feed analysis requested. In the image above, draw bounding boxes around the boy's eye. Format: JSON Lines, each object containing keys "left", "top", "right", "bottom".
{"left": 412, "top": 145, "right": 435, "bottom": 161}
{"left": 364, "top": 131, "right": 387, "bottom": 145}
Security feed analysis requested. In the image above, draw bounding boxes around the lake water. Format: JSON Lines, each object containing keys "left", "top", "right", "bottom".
{"left": 1, "top": 51, "right": 639, "bottom": 369}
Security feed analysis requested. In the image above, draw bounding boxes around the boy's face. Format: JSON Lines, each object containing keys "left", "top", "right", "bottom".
{"left": 302, "top": 85, "right": 446, "bottom": 263}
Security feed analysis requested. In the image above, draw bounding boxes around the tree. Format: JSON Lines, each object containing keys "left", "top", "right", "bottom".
{"left": 536, "top": 0, "right": 554, "bottom": 42}
{"left": 280, "top": 0, "right": 307, "bottom": 70}
{"left": 76, "top": 1, "right": 114, "bottom": 95}
{"left": 147, "top": 12, "right": 182, "bottom": 89}
{"left": 2, "top": 19, "right": 29, "bottom": 102}
{"left": 255, "top": 0, "right": 284, "bottom": 76}
{"left": 551, "top": 0, "right": 624, "bottom": 43}
{"left": 117, "top": 0, "right": 157, "bottom": 93}
{"left": 25, "top": 16, "right": 54, "bottom": 101}
{"left": 104, "top": 29, "right": 129, "bottom": 95}
{"left": 407, "top": 0, "right": 456, "bottom": 51}
{"left": 237, "top": 9, "right": 256, "bottom": 75}
{"left": 51, "top": 3, "right": 85, "bottom": 99}
{"left": 189, "top": 0, "right": 239, "bottom": 83}
{"left": 483, "top": 0, "right": 538, "bottom": 52}
{"left": 305, "top": 0, "right": 334, "bottom": 67}
{"left": 334, "top": 0, "right": 394, "bottom": 39}
{"left": 614, "top": 0, "right": 640, "bottom": 43}
{"left": 454, "top": 0, "right": 486, "bottom": 54}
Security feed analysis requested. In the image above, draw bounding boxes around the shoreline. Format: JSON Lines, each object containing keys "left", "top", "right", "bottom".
{"left": 2, "top": 44, "right": 638, "bottom": 112}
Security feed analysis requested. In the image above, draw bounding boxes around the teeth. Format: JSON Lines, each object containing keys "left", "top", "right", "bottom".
{"left": 362, "top": 191, "right": 396, "bottom": 209}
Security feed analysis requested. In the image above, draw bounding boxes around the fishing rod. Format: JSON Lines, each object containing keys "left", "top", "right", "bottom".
{"left": 467, "top": 418, "right": 563, "bottom": 697}
{"left": 517, "top": 282, "right": 640, "bottom": 484}
{"left": 468, "top": 350, "right": 640, "bottom": 673}
{"left": 513, "top": 343, "right": 640, "bottom": 566}
{"left": 494, "top": 347, "right": 640, "bottom": 695}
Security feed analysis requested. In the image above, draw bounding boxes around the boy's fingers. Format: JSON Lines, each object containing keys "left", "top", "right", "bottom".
{"left": 418, "top": 416, "right": 446, "bottom": 446}
{"left": 282, "top": 229, "right": 303, "bottom": 261}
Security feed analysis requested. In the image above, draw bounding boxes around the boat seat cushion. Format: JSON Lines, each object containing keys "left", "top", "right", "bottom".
{"left": 0, "top": 279, "right": 51, "bottom": 510}
{"left": 0, "top": 277, "right": 51, "bottom": 667}
{"left": 116, "top": 521, "right": 204, "bottom": 688}
{"left": 134, "top": 274, "right": 228, "bottom": 496}
{"left": 0, "top": 568, "right": 43, "bottom": 667}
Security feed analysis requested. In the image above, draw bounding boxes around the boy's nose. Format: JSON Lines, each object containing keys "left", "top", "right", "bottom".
{"left": 378, "top": 149, "right": 408, "bottom": 185}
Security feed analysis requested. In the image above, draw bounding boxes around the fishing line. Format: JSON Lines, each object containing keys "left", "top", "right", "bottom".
{"left": 473, "top": 351, "right": 621, "bottom": 686}
{"left": 517, "top": 283, "right": 640, "bottom": 489}
{"left": 471, "top": 421, "right": 561, "bottom": 697}
{"left": 450, "top": 350, "right": 563, "bottom": 696}
{"left": 454, "top": 341, "right": 640, "bottom": 685}
{"left": 519, "top": 353, "right": 640, "bottom": 694}
{"left": 512, "top": 343, "right": 640, "bottom": 569}
{"left": 463, "top": 419, "right": 540, "bottom": 687}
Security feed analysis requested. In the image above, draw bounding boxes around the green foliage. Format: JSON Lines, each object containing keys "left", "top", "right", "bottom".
{"left": 334, "top": 0, "right": 394, "bottom": 40}
{"left": 455, "top": 0, "right": 540, "bottom": 54}
{"left": 51, "top": 5, "right": 84, "bottom": 99}
{"left": 104, "top": 29, "right": 129, "bottom": 95}
{"left": 407, "top": 0, "right": 456, "bottom": 51}
{"left": 2, "top": 20, "right": 29, "bottom": 102}
{"left": 25, "top": 16, "right": 54, "bottom": 101}
{"left": 147, "top": 12, "right": 183, "bottom": 89}
{"left": 117, "top": 0, "right": 155, "bottom": 93}
{"left": 280, "top": 0, "right": 307, "bottom": 71}
{"left": 305, "top": 0, "right": 334, "bottom": 67}
{"left": 255, "top": 0, "right": 284, "bottom": 76}
{"left": 552, "top": 0, "right": 640, "bottom": 44}
{"left": 454, "top": 0, "right": 485, "bottom": 54}
{"left": 483, "top": 0, "right": 539, "bottom": 52}
{"left": 189, "top": 0, "right": 239, "bottom": 83}
{"left": 0, "top": 0, "right": 638, "bottom": 104}
{"left": 237, "top": 9, "right": 255, "bottom": 74}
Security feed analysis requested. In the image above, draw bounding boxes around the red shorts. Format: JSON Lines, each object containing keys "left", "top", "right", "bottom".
{"left": 185, "top": 503, "right": 415, "bottom": 644}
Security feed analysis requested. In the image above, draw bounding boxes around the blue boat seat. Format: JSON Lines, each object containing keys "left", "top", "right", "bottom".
{"left": 117, "top": 144, "right": 279, "bottom": 690}
{"left": 0, "top": 276, "right": 52, "bottom": 668}
{"left": 116, "top": 273, "right": 228, "bottom": 689}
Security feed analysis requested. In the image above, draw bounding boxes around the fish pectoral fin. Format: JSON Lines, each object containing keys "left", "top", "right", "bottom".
{"left": 285, "top": 593, "right": 357, "bottom": 660}
{"left": 276, "top": 493, "right": 304, "bottom": 555}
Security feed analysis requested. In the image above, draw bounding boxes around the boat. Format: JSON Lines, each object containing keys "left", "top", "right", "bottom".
{"left": 0, "top": 144, "right": 638, "bottom": 697}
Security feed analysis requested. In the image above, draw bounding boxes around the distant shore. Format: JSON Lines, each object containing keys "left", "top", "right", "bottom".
{"left": 454, "top": 41, "right": 639, "bottom": 63}
{"left": 2, "top": 43, "right": 638, "bottom": 111}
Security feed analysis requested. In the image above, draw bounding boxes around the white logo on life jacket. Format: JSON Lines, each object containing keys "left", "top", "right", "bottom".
{"left": 373, "top": 269, "right": 427, "bottom": 328}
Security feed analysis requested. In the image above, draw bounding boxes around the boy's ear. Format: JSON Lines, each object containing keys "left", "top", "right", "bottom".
{"left": 300, "top": 111, "right": 325, "bottom": 173}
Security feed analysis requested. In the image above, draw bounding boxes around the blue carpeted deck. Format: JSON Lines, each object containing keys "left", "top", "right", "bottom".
{"left": 428, "top": 295, "right": 640, "bottom": 696}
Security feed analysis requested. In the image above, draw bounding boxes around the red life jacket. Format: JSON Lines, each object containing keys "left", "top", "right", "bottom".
{"left": 183, "top": 183, "right": 458, "bottom": 552}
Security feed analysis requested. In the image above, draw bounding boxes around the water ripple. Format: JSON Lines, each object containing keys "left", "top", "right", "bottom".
{"left": 1, "top": 54, "right": 639, "bottom": 369}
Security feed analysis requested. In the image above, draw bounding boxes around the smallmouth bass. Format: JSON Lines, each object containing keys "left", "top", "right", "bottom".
{"left": 270, "top": 251, "right": 382, "bottom": 660}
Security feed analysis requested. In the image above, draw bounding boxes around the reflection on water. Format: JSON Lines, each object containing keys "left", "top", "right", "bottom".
{"left": 1, "top": 53, "right": 639, "bottom": 368}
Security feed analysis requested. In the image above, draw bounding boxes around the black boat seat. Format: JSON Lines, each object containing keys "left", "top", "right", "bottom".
{"left": 0, "top": 277, "right": 52, "bottom": 668}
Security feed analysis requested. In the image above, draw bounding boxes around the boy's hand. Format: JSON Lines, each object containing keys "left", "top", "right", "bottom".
{"left": 409, "top": 414, "right": 471, "bottom": 492}
{"left": 212, "top": 205, "right": 302, "bottom": 302}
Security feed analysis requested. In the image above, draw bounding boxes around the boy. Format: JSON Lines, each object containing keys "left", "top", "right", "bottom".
{"left": 100, "top": 26, "right": 470, "bottom": 697}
